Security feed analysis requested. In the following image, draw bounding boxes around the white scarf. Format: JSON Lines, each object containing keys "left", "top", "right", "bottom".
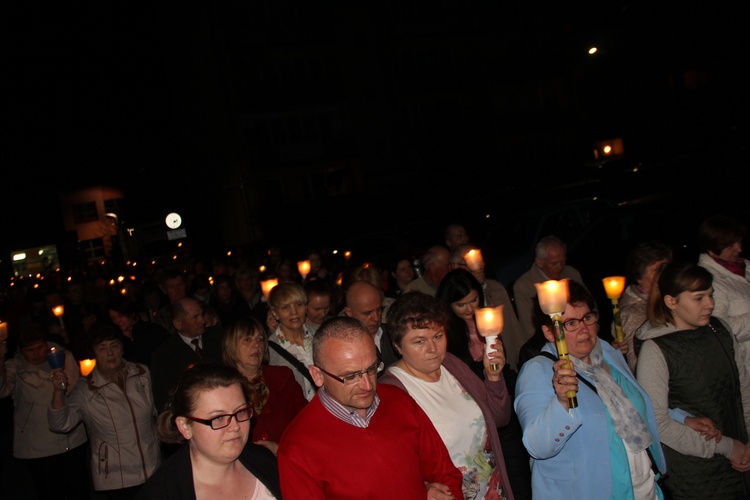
{"left": 570, "top": 341, "right": 652, "bottom": 452}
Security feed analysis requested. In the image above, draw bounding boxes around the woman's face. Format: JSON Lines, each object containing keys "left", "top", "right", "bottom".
{"left": 21, "top": 340, "right": 48, "bottom": 366}
{"left": 393, "top": 259, "right": 415, "bottom": 285}
{"left": 93, "top": 339, "right": 124, "bottom": 374}
{"left": 237, "top": 331, "right": 266, "bottom": 373}
{"left": 395, "top": 323, "right": 447, "bottom": 377}
{"left": 549, "top": 303, "right": 599, "bottom": 361}
{"left": 179, "top": 384, "right": 250, "bottom": 466}
{"left": 274, "top": 299, "right": 307, "bottom": 331}
{"left": 666, "top": 287, "right": 715, "bottom": 330}
{"left": 108, "top": 309, "right": 135, "bottom": 333}
{"left": 450, "top": 290, "right": 480, "bottom": 322}
{"left": 718, "top": 240, "right": 743, "bottom": 263}
{"left": 216, "top": 281, "right": 233, "bottom": 302}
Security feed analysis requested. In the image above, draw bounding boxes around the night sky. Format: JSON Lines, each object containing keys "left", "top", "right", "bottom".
{"left": 3, "top": 3, "right": 749, "bottom": 275}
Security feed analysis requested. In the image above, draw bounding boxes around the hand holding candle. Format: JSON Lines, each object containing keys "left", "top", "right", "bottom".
{"left": 535, "top": 279, "right": 578, "bottom": 409}
{"left": 474, "top": 305, "right": 504, "bottom": 371}
{"left": 602, "top": 276, "right": 626, "bottom": 344}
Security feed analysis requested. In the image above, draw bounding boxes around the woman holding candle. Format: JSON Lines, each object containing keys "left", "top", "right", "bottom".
{"left": 379, "top": 291, "right": 514, "bottom": 500}
{"left": 514, "top": 279, "right": 667, "bottom": 500}
{"left": 0, "top": 324, "right": 89, "bottom": 500}
{"left": 135, "top": 363, "right": 281, "bottom": 499}
{"left": 615, "top": 240, "right": 673, "bottom": 373}
{"left": 222, "top": 316, "right": 307, "bottom": 456}
{"left": 48, "top": 322, "right": 161, "bottom": 500}
{"left": 636, "top": 261, "right": 750, "bottom": 499}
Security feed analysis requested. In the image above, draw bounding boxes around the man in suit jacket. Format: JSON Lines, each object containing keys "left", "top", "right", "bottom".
{"left": 343, "top": 280, "right": 400, "bottom": 371}
{"left": 149, "top": 297, "right": 223, "bottom": 412}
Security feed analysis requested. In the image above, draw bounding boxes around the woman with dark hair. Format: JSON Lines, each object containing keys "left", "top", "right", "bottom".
{"left": 436, "top": 268, "right": 489, "bottom": 378}
{"left": 136, "top": 363, "right": 281, "bottom": 499}
{"left": 696, "top": 215, "right": 750, "bottom": 365}
{"left": 636, "top": 260, "right": 750, "bottom": 499}
{"left": 515, "top": 280, "right": 667, "bottom": 499}
{"left": 48, "top": 322, "right": 161, "bottom": 500}
{"left": 107, "top": 295, "right": 170, "bottom": 366}
{"left": 0, "top": 324, "right": 89, "bottom": 500}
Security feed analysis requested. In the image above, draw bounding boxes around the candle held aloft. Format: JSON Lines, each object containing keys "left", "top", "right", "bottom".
{"left": 52, "top": 305, "right": 65, "bottom": 330}
{"left": 0, "top": 321, "right": 8, "bottom": 342}
{"left": 79, "top": 359, "right": 96, "bottom": 377}
{"left": 474, "top": 305, "right": 504, "bottom": 371}
{"left": 260, "top": 278, "right": 278, "bottom": 300}
{"left": 602, "top": 276, "right": 627, "bottom": 343}
{"left": 602, "top": 276, "right": 626, "bottom": 299}
{"left": 535, "top": 279, "right": 570, "bottom": 316}
{"left": 47, "top": 347, "right": 67, "bottom": 390}
{"left": 463, "top": 249, "right": 484, "bottom": 272}
{"left": 297, "top": 260, "right": 311, "bottom": 279}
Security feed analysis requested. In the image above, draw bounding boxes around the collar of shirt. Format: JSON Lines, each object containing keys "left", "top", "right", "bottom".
{"left": 318, "top": 386, "right": 380, "bottom": 428}
{"left": 373, "top": 326, "right": 383, "bottom": 348}
{"left": 178, "top": 333, "right": 201, "bottom": 350}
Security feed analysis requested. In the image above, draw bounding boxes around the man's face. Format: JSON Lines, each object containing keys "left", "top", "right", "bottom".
{"left": 345, "top": 284, "right": 383, "bottom": 336}
{"left": 163, "top": 276, "right": 187, "bottom": 303}
{"left": 537, "top": 245, "right": 566, "bottom": 280}
{"left": 174, "top": 300, "right": 206, "bottom": 339}
{"left": 311, "top": 335, "right": 379, "bottom": 416}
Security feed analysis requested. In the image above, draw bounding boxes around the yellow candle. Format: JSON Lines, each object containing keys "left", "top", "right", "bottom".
{"left": 298, "top": 260, "right": 311, "bottom": 279}
{"left": 534, "top": 279, "right": 570, "bottom": 315}
{"left": 79, "top": 359, "right": 96, "bottom": 377}
{"left": 602, "top": 276, "right": 626, "bottom": 299}
{"left": 463, "top": 249, "right": 484, "bottom": 272}
{"left": 260, "top": 278, "right": 278, "bottom": 299}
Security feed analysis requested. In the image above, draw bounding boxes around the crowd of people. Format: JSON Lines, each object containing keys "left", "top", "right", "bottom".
{"left": 0, "top": 214, "right": 748, "bottom": 499}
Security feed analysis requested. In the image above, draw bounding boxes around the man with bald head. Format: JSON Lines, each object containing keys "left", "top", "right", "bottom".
{"left": 344, "top": 280, "right": 400, "bottom": 370}
{"left": 277, "top": 317, "right": 462, "bottom": 499}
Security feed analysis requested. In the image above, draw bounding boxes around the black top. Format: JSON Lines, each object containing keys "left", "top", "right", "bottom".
{"left": 135, "top": 441, "right": 281, "bottom": 499}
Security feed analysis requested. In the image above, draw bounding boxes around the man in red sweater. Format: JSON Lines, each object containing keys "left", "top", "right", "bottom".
{"left": 278, "top": 316, "right": 462, "bottom": 499}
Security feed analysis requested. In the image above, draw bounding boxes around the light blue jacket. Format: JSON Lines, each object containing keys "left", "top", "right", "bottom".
{"left": 514, "top": 340, "right": 666, "bottom": 499}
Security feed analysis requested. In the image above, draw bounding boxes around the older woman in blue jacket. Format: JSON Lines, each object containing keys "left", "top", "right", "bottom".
{"left": 514, "top": 280, "right": 667, "bottom": 499}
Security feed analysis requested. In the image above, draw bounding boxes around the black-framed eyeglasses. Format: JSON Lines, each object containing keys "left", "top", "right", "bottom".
{"left": 562, "top": 311, "right": 599, "bottom": 333}
{"left": 316, "top": 361, "right": 384, "bottom": 385}
{"left": 183, "top": 405, "right": 253, "bottom": 430}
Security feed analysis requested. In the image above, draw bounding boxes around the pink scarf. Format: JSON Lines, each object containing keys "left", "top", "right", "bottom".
{"left": 713, "top": 255, "right": 747, "bottom": 277}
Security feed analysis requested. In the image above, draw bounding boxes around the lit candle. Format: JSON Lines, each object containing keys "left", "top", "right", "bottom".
{"left": 52, "top": 305, "right": 65, "bottom": 330}
{"left": 463, "top": 249, "right": 484, "bottom": 272}
{"left": 260, "top": 278, "right": 278, "bottom": 300}
{"left": 602, "top": 276, "right": 627, "bottom": 343}
{"left": 534, "top": 279, "right": 577, "bottom": 409}
{"left": 602, "top": 276, "right": 626, "bottom": 299}
{"left": 79, "top": 359, "right": 96, "bottom": 377}
{"left": 0, "top": 321, "right": 8, "bottom": 342}
{"left": 474, "top": 305, "right": 504, "bottom": 371}
{"left": 298, "top": 260, "right": 311, "bottom": 280}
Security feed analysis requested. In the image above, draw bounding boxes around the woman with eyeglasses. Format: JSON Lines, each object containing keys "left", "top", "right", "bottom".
{"left": 514, "top": 279, "right": 667, "bottom": 500}
{"left": 136, "top": 363, "right": 282, "bottom": 499}
{"left": 379, "top": 291, "right": 515, "bottom": 500}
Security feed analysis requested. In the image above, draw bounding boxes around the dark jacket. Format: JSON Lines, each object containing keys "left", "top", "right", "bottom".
{"left": 135, "top": 441, "right": 281, "bottom": 499}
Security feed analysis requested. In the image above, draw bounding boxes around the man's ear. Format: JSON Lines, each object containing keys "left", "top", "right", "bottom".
{"left": 308, "top": 365, "right": 326, "bottom": 388}
{"left": 541, "top": 325, "right": 556, "bottom": 343}
{"left": 343, "top": 306, "right": 352, "bottom": 318}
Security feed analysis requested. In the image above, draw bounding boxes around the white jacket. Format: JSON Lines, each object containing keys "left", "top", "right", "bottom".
{"left": 0, "top": 342, "right": 87, "bottom": 459}
{"left": 699, "top": 253, "right": 750, "bottom": 364}
{"left": 48, "top": 361, "right": 161, "bottom": 491}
